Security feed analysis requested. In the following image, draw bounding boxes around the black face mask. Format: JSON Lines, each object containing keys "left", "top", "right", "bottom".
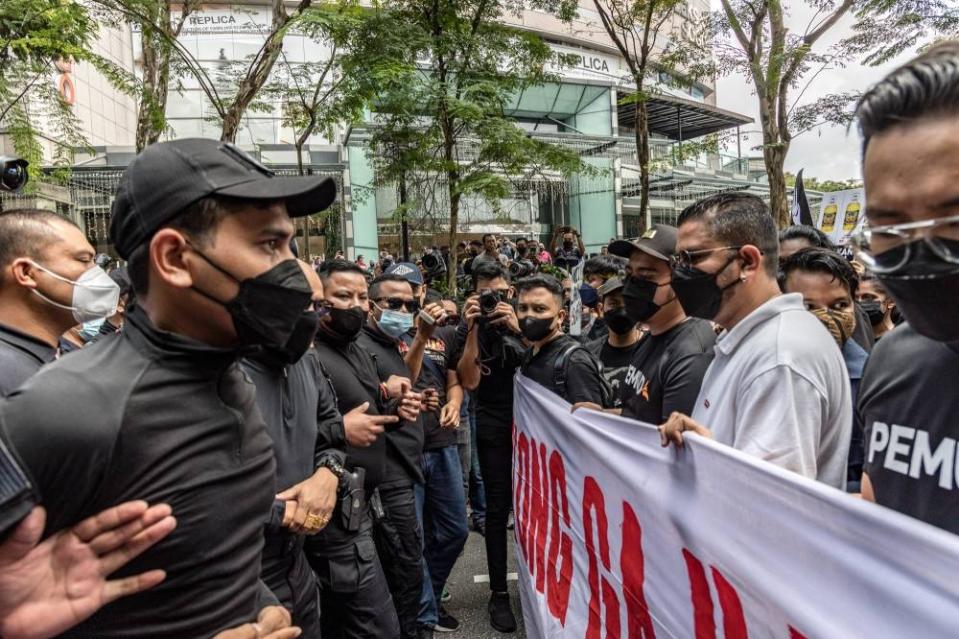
{"left": 520, "top": 316, "right": 555, "bottom": 342}
{"left": 324, "top": 306, "right": 367, "bottom": 340}
{"left": 256, "top": 310, "right": 319, "bottom": 367}
{"left": 622, "top": 276, "right": 673, "bottom": 323}
{"left": 859, "top": 299, "right": 885, "bottom": 326}
{"left": 670, "top": 256, "right": 741, "bottom": 321}
{"left": 877, "top": 240, "right": 959, "bottom": 343}
{"left": 563, "top": 241, "right": 573, "bottom": 250}
{"left": 604, "top": 308, "right": 636, "bottom": 335}
{"left": 191, "top": 251, "right": 313, "bottom": 349}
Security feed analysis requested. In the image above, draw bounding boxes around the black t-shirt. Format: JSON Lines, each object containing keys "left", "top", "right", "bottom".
{"left": 455, "top": 320, "right": 525, "bottom": 427}
{"left": 618, "top": 318, "right": 715, "bottom": 424}
{"left": 402, "top": 326, "right": 458, "bottom": 450}
{"left": 0, "top": 322, "right": 57, "bottom": 398}
{"left": 858, "top": 323, "right": 959, "bottom": 535}
{"left": 586, "top": 336, "right": 644, "bottom": 408}
{"left": 521, "top": 334, "right": 609, "bottom": 405}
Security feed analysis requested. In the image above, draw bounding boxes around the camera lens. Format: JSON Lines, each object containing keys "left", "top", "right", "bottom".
{"left": 0, "top": 158, "right": 29, "bottom": 193}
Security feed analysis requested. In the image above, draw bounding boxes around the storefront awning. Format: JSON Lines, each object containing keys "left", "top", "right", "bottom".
{"left": 618, "top": 92, "right": 753, "bottom": 140}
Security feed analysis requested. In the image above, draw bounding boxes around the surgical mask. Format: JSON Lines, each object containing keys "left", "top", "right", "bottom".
{"left": 622, "top": 276, "right": 673, "bottom": 323}
{"left": 190, "top": 249, "right": 313, "bottom": 349}
{"left": 375, "top": 305, "right": 414, "bottom": 339}
{"left": 520, "top": 316, "right": 555, "bottom": 342}
{"left": 877, "top": 241, "right": 959, "bottom": 343}
{"left": 670, "top": 256, "right": 742, "bottom": 321}
{"left": 810, "top": 307, "right": 856, "bottom": 347}
{"left": 324, "top": 306, "right": 366, "bottom": 339}
{"left": 578, "top": 283, "right": 599, "bottom": 308}
{"left": 257, "top": 310, "right": 319, "bottom": 367}
{"left": 30, "top": 262, "right": 120, "bottom": 324}
{"left": 604, "top": 308, "right": 636, "bottom": 335}
{"left": 79, "top": 318, "right": 107, "bottom": 341}
{"left": 859, "top": 299, "right": 885, "bottom": 326}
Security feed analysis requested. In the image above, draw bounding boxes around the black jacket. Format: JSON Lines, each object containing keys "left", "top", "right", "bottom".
{"left": 357, "top": 325, "right": 425, "bottom": 487}
{"left": 312, "top": 327, "right": 391, "bottom": 490}
{"left": 0, "top": 306, "right": 276, "bottom": 638}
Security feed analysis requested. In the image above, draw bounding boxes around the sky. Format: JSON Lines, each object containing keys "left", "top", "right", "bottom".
{"left": 709, "top": 2, "right": 922, "bottom": 183}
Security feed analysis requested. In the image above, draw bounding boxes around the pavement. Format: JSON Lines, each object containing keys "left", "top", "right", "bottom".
{"left": 437, "top": 527, "right": 527, "bottom": 639}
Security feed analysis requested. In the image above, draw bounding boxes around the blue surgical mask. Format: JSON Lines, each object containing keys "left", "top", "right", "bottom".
{"left": 376, "top": 307, "right": 414, "bottom": 338}
{"left": 79, "top": 318, "right": 106, "bottom": 341}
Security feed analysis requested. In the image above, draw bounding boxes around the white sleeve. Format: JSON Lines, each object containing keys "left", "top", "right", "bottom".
{"left": 733, "top": 366, "right": 828, "bottom": 482}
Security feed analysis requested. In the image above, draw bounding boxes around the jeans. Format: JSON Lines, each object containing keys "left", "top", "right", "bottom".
{"left": 476, "top": 419, "right": 513, "bottom": 593}
{"left": 414, "top": 446, "right": 469, "bottom": 627}
{"left": 372, "top": 485, "right": 424, "bottom": 639}
{"left": 469, "top": 411, "right": 487, "bottom": 524}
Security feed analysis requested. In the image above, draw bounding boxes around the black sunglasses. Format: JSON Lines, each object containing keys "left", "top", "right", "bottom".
{"left": 375, "top": 297, "right": 420, "bottom": 313}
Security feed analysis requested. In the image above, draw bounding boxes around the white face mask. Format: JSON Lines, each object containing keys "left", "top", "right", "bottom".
{"left": 29, "top": 262, "right": 120, "bottom": 324}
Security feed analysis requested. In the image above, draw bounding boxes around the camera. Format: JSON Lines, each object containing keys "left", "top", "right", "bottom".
{"left": 0, "top": 157, "right": 29, "bottom": 193}
{"left": 421, "top": 250, "right": 447, "bottom": 283}
{"left": 479, "top": 290, "right": 502, "bottom": 315}
{"left": 509, "top": 259, "right": 535, "bottom": 278}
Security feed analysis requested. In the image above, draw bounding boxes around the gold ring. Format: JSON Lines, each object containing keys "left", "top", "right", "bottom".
{"left": 305, "top": 513, "right": 331, "bottom": 531}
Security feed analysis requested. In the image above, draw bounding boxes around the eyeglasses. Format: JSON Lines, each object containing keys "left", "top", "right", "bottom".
{"left": 851, "top": 213, "right": 959, "bottom": 273}
{"left": 374, "top": 297, "right": 420, "bottom": 313}
{"left": 670, "top": 246, "right": 743, "bottom": 269}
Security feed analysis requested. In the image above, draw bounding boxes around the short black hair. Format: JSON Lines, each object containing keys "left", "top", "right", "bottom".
{"left": 779, "top": 225, "right": 834, "bottom": 250}
{"left": 128, "top": 196, "right": 229, "bottom": 296}
{"left": 780, "top": 247, "right": 859, "bottom": 298}
{"left": 482, "top": 233, "right": 495, "bottom": 242}
{"left": 471, "top": 261, "right": 510, "bottom": 288}
{"left": 583, "top": 254, "right": 626, "bottom": 280}
{"left": 515, "top": 274, "right": 564, "bottom": 306}
{"left": 369, "top": 273, "right": 411, "bottom": 299}
{"left": 0, "top": 209, "right": 79, "bottom": 275}
{"left": 678, "top": 192, "right": 779, "bottom": 277}
{"left": 424, "top": 288, "right": 444, "bottom": 305}
{"left": 318, "top": 259, "right": 367, "bottom": 283}
{"left": 856, "top": 41, "right": 959, "bottom": 154}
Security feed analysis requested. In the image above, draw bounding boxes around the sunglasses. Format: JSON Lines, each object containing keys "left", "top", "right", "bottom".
{"left": 374, "top": 297, "right": 420, "bottom": 313}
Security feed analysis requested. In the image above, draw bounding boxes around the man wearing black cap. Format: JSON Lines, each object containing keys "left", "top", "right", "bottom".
{"left": 574, "top": 225, "right": 715, "bottom": 424}
{"left": 0, "top": 138, "right": 337, "bottom": 637}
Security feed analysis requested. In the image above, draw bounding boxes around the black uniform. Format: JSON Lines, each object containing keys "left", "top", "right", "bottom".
{"left": 0, "top": 306, "right": 277, "bottom": 638}
{"left": 357, "top": 325, "right": 425, "bottom": 639}
{"left": 858, "top": 323, "right": 959, "bottom": 535}
{"left": 618, "top": 318, "right": 715, "bottom": 424}
{"left": 456, "top": 321, "right": 526, "bottom": 594}
{"left": 242, "top": 348, "right": 348, "bottom": 637}
{"left": 0, "top": 322, "right": 57, "bottom": 397}
{"left": 306, "top": 328, "right": 400, "bottom": 639}
{"left": 520, "top": 334, "right": 609, "bottom": 406}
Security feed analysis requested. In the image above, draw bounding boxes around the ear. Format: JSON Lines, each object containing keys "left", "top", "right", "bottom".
{"left": 739, "top": 245, "right": 765, "bottom": 278}
{"left": 8, "top": 258, "right": 41, "bottom": 290}
{"left": 557, "top": 305, "right": 567, "bottom": 326}
{"left": 149, "top": 229, "right": 195, "bottom": 290}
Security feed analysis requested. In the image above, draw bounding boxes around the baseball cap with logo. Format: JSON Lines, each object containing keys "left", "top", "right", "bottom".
{"left": 109, "top": 138, "right": 337, "bottom": 259}
{"left": 385, "top": 262, "right": 425, "bottom": 286}
{"left": 607, "top": 224, "right": 678, "bottom": 263}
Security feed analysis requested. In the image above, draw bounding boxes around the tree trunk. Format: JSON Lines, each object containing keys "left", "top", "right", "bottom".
{"left": 399, "top": 172, "right": 410, "bottom": 262}
{"left": 764, "top": 144, "right": 789, "bottom": 228}
{"left": 634, "top": 97, "right": 651, "bottom": 231}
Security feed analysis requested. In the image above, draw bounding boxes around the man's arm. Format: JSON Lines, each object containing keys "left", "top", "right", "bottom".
{"left": 574, "top": 229, "right": 586, "bottom": 256}
{"left": 549, "top": 226, "right": 564, "bottom": 252}
{"left": 457, "top": 299, "right": 482, "bottom": 391}
{"left": 565, "top": 352, "right": 609, "bottom": 406}
{"left": 405, "top": 304, "right": 445, "bottom": 383}
{"left": 439, "top": 369, "right": 464, "bottom": 429}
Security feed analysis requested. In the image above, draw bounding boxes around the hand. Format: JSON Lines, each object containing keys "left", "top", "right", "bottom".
{"left": 416, "top": 303, "right": 447, "bottom": 338}
{"left": 489, "top": 302, "right": 520, "bottom": 334}
{"left": 463, "top": 296, "right": 481, "bottom": 329}
{"left": 276, "top": 468, "right": 338, "bottom": 535}
{"left": 213, "top": 606, "right": 301, "bottom": 639}
{"left": 384, "top": 375, "right": 411, "bottom": 399}
{"left": 421, "top": 388, "right": 440, "bottom": 412}
{"left": 659, "top": 412, "right": 712, "bottom": 448}
{"left": 397, "top": 389, "right": 423, "bottom": 422}
{"left": 439, "top": 402, "right": 461, "bottom": 429}
{"left": 343, "top": 402, "right": 397, "bottom": 447}
{"left": 0, "top": 502, "right": 176, "bottom": 639}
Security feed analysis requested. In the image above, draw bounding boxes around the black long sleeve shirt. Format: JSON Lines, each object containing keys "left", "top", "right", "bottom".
{"left": 0, "top": 306, "right": 276, "bottom": 638}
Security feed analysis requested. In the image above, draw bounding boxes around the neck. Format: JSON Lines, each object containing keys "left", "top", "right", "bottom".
{"left": 875, "top": 317, "right": 895, "bottom": 338}
{"left": 646, "top": 298, "right": 686, "bottom": 336}
{"left": 607, "top": 328, "right": 641, "bottom": 347}
{"left": 0, "top": 293, "right": 70, "bottom": 347}
{"left": 139, "top": 293, "right": 236, "bottom": 348}
{"left": 533, "top": 329, "right": 563, "bottom": 353}
{"left": 720, "top": 277, "right": 782, "bottom": 331}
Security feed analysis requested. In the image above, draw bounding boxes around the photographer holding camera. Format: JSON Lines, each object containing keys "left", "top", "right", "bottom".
{"left": 456, "top": 262, "right": 525, "bottom": 633}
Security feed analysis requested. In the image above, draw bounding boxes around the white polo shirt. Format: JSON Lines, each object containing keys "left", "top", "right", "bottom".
{"left": 691, "top": 293, "right": 852, "bottom": 488}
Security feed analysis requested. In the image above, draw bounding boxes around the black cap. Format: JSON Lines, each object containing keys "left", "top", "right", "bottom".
{"left": 608, "top": 224, "right": 678, "bottom": 262}
{"left": 598, "top": 277, "right": 624, "bottom": 297}
{"left": 109, "top": 139, "right": 337, "bottom": 259}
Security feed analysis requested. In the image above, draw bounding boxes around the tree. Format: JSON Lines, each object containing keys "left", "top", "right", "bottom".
{"left": 0, "top": 0, "right": 135, "bottom": 179}
{"left": 842, "top": 0, "right": 959, "bottom": 66}
{"left": 785, "top": 172, "right": 861, "bottom": 192}
{"left": 590, "top": 0, "right": 712, "bottom": 223}
{"left": 363, "top": 0, "right": 590, "bottom": 292}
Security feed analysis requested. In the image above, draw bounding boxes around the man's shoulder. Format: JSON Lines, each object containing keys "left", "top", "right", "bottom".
{"left": 665, "top": 319, "right": 717, "bottom": 357}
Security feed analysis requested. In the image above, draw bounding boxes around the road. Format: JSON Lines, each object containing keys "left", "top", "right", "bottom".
{"left": 440, "top": 526, "right": 527, "bottom": 638}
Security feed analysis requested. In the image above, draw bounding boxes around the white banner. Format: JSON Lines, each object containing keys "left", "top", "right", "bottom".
{"left": 817, "top": 188, "right": 866, "bottom": 246}
{"left": 512, "top": 376, "right": 959, "bottom": 639}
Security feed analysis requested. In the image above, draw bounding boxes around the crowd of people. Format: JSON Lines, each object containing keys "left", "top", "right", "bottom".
{"left": 0, "top": 41, "right": 957, "bottom": 639}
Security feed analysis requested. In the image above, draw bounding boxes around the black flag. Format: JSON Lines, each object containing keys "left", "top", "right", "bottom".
{"left": 791, "top": 169, "right": 814, "bottom": 227}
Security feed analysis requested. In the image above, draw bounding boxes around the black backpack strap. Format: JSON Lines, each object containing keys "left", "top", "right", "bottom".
{"left": 554, "top": 341, "right": 613, "bottom": 407}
